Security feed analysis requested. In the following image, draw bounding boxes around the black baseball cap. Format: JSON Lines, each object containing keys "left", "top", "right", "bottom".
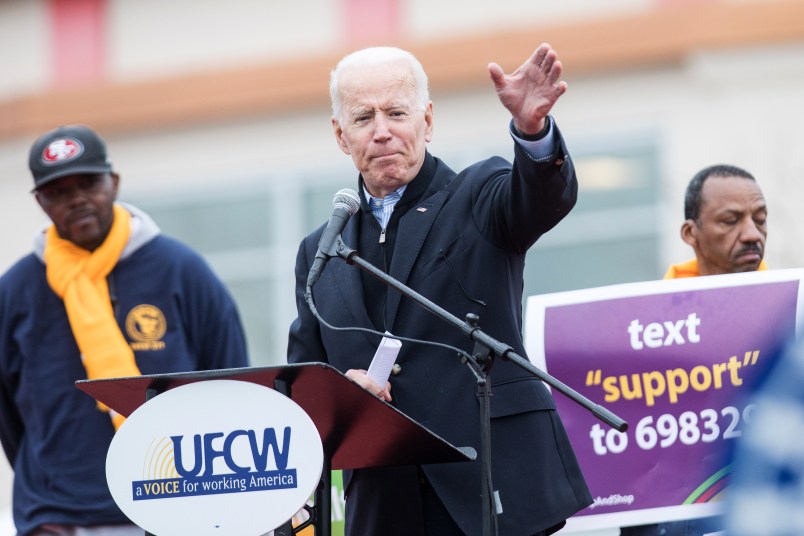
{"left": 29, "top": 125, "right": 113, "bottom": 190}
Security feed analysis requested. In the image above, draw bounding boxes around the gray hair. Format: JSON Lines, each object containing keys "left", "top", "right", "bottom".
{"left": 329, "top": 46, "right": 430, "bottom": 120}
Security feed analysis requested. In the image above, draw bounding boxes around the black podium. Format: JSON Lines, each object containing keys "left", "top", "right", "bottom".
{"left": 77, "top": 362, "right": 476, "bottom": 535}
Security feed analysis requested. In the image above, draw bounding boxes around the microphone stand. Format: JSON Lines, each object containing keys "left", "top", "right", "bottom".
{"left": 306, "top": 236, "right": 628, "bottom": 536}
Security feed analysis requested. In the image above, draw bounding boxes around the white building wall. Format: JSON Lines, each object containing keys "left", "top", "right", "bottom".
{"left": 109, "top": 0, "right": 342, "bottom": 81}
{"left": 0, "top": 1, "right": 49, "bottom": 100}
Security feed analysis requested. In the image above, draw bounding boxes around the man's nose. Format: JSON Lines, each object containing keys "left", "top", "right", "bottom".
{"left": 64, "top": 184, "right": 91, "bottom": 204}
{"left": 739, "top": 218, "right": 765, "bottom": 243}
{"left": 372, "top": 115, "right": 392, "bottom": 140}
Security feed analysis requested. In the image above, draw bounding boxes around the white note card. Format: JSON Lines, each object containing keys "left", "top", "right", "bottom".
{"left": 367, "top": 333, "right": 402, "bottom": 387}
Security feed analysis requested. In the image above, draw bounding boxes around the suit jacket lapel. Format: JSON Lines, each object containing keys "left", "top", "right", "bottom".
{"left": 327, "top": 216, "right": 376, "bottom": 342}
{"left": 385, "top": 189, "right": 449, "bottom": 329}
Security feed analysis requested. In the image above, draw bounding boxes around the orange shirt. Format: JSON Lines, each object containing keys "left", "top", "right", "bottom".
{"left": 663, "top": 258, "right": 769, "bottom": 279}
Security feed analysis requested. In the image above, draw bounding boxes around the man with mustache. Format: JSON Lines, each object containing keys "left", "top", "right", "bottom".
{"left": 623, "top": 164, "right": 767, "bottom": 535}
{"left": 664, "top": 164, "right": 767, "bottom": 279}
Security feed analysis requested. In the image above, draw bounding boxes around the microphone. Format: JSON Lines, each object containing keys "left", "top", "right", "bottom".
{"left": 306, "top": 188, "right": 361, "bottom": 288}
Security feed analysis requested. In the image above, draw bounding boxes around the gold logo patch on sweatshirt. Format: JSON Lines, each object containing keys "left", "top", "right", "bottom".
{"left": 126, "top": 304, "right": 167, "bottom": 351}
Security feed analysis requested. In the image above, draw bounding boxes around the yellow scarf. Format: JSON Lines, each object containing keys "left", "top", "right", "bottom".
{"left": 663, "top": 258, "right": 769, "bottom": 279}
{"left": 44, "top": 204, "right": 141, "bottom": 430}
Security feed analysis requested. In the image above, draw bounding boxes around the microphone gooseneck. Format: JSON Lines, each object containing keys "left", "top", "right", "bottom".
{"left": 305, "top": 188, "right": 360, "bottom": 290}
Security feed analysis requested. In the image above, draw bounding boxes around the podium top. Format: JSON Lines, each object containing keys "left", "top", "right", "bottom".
{"left": 76, "top": 362, "right": 475, "bottom": 471}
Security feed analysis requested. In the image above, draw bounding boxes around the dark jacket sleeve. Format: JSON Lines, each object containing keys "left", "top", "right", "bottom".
{"left": 287, "top": 235, "right": 328, "bottom": 365}
{"left": 179, "top": 250, "right": 249, "bottom": 370}
{"left": 0, "top": 365, "right": 23, "bottom": 466}
{"left": 0, "top": 272, "right": 25, "bottom": 465}
{"left": 473, "top": 122, "right": 578, "bottom": 255}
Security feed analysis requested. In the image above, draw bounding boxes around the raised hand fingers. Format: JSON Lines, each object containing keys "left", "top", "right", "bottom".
{"left": 530, "top": 44, "right": 562, "bottom": 82}
{"left": 487, "top": 62, "right": 506, "bottom": 90}
{"left": 551, "top": 62, "right": 563, "bottom": 84}
{"left": 531, "top": 43, "right": 551, "bottom": 67}
{"left": 546, "top": 60, "right": 564, "bottom": 89}
{"left": 490, "top": 43, "right": 568, "bottom": 133}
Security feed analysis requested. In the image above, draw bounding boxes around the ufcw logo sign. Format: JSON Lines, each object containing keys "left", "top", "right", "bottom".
{"left": 132, "top": 427, "right": 297, "bottom": 501}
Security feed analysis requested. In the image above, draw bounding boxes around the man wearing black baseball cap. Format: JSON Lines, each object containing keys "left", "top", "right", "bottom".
{"left": 29, "top": 125, "right": 118, "bottom": 252}
{"left": 0, "top": 125, "right": 249, "bottom": 535}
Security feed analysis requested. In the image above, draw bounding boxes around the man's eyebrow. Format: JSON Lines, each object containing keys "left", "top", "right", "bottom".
{"left": 385, "top": 101, "right": 412, "bottom": 110}
{"left": 710, "top": 207, "right": 745, "bottom": 218}
{"left": 348, "top": 106, "right": 374, "bottom": 117}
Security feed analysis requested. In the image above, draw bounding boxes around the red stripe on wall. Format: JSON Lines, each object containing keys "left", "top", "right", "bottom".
{"left": 49, "top": 0, "right": 107, "bottom": 88}
{"left": 343, "top": 0, "right": 401, "bottom": 47}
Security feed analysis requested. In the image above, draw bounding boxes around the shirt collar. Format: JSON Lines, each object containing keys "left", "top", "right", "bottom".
{"left": 363, "top": 184, "right": 408, "bottom": 207}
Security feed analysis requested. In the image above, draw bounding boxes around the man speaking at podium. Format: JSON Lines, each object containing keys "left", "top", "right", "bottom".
{"left": 288, "top": 45, "right": 591, "bottom": 535}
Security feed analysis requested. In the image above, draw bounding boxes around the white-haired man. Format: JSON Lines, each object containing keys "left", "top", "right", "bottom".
{"left": 288, "top": 45, "right": 591, "bottom": 535}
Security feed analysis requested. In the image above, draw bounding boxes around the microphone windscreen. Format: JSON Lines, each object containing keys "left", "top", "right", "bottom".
{"left": 333, "top": 188, "right": 360, "bottom": 215}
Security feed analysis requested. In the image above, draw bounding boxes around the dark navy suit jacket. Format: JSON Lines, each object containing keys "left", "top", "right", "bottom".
{"left": 288, "top": 127, "right": 592, "bottom": 535}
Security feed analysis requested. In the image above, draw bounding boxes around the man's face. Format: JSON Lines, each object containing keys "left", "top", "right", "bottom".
{"left": 682, "top": 176, "right": 767, "bottom": 275}
{"left": 35, "top": 173, "right": 119, "bottom": 251}
{"left": 332, "top": 60, "right": 433, "bottom": 198}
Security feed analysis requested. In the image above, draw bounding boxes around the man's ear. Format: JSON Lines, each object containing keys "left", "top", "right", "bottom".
{"left": 111, "top": 172, "right": 120, "bottom": 199}
{"left": 681, "top": 219, "right": 698, "bottom": 248}
{"left": 424, "top": 102, "right": 434, "bottom": 143}
{"left": 332, "top": 117, "right": 350, "bottom": 155}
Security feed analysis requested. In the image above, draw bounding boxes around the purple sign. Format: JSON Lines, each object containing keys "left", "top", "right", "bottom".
{"left": 525, "top": 272, "right": 803, "bottom": 530}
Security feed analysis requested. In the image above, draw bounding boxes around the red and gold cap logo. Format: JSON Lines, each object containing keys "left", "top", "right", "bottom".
{"left": 41, "top": 138, "right": 83, "bottom": 165}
